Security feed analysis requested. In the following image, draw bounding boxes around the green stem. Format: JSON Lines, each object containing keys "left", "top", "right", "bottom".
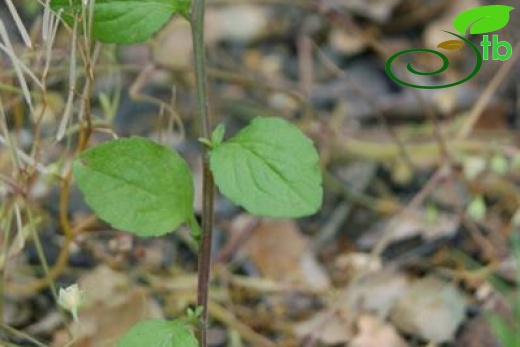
{"left": 190, "top": 0, "right": 215, "bottom": 346}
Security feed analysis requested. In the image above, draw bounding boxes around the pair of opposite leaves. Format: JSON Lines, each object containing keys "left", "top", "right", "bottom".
{"left": 73, "top": 117, "right": 323, "bottom": 237}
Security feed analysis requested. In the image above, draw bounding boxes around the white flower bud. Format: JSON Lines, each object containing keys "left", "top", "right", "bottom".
{"left": 58, "top": 284, "right": 83, "bottom": 322}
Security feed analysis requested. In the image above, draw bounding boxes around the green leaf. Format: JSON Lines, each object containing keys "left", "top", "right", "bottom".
{"left": 50, "top": 0, "right": 191, "bottom": 43}
{"left": 453, "top": 5, "right": 515, "bottom": 35}
{"left": 117, "top": 320, "right": 198, "bottom": 347}
{"left": 466, "top": 195, "right": 486, "bottom": 222}
{"left": 489, "top": 154, "right": 509, "bottom": 176}
{"left": 488, "top": 315, "right": 518, "bottom": 347}
{"left": 73, "top": 137, "right": 193, "bottom": 237}
{"left": 211, "top": 124, "right": 226, "bottom": 147}
{"left": 209, "top": 117, "right": 322, "bottom": 218}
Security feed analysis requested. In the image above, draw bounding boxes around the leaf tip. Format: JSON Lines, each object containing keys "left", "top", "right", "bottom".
{"left": 211, "top": 123, "right": 226, "bottom": 147}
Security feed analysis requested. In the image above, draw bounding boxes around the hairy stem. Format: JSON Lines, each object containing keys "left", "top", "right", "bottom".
{"left": 191, "top": 0, "right": 215, "bottom": 346}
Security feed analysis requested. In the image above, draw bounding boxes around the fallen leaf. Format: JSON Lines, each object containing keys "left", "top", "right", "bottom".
{"left": 294, "top": 311, "right": 353, "bottom": 345}
{"left": 206, "top": 5, "right": 272, "bottom": 43}
{"left": 245, "top": 220, "right": 330, "bottom": 290}
{"left": 79, "top": 265, "right": 129, "bottom": 306}
{"left": 153, "top": 5, "right": 273, "bottom": 69}
{"left": 294, "top": 269, "right": 410, "bottom": 345}
{"left": 343, "top": 269, "right": 411, "bottom": 318}
{"left": 389, "top": 276, "right": 467, "bottom": 343}
{"left": 358, "top": 210, "right": 459, "bottom": 249}
{"left": 329, "top": 28, "right": 367, "bottom": 56}
{"left": 324, "top": 0, "right": 403, "bottom": 23}
{"left": 350, "top": 314, "right": 409, "bottom": 347}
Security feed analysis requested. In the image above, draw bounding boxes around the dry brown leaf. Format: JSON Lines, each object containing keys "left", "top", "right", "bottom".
{"left": 358, "top": 210, "right": 459, "bottom": 249}
{"left": 350, "top": 315, "right": 409, "bottom": 347}
{"left": 342, "top": 269, "right": 411, "bottom": 318}
{"left": 153, "top": 18, "right": 192, "bottom": 70}
{"left": 329, "top": 28, "right": 367, "bottom": 56}
{"left": 79, "top": 265, "right": 129, "bottom": 306}
{"left": 324, "top": 0, "right": 403, "bottom": 23}
{"left": 390, "top": 276, "right": 467, "bottom": 343}
{"left": 153, "top": 5, "right": 272, "bottom": 69}
{"left": 245, "top": 220, "right": 330, "bottom": 290}
{"left": 294, "top": 311, "right": 353, "bottom": 345}
{"left": 206, "top": 5, "right": 272, "bottom": 43}
{"left": 294, "top": 269, "right": 410, "bottom": 345}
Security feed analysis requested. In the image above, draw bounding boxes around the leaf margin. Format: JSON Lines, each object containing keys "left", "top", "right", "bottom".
{"left": 209, "top": 117, "right": 323, "bottom": 218}
{"left": 73, "top": 136, "right": 194, "bottom": 237}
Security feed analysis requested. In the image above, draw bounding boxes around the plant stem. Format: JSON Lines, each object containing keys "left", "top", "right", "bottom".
{"left": 191, "top": 0, "right": 215, "bottom": 346}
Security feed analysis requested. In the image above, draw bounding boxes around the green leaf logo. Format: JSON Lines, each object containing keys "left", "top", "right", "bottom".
{"left": 453, "top": 5, "right": 515, "bottom": 35}
{"left": 385, "top": 31, "right": 482, "bottom": 89}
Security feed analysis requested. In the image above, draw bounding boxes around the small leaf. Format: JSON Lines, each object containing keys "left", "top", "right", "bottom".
{"left": 211, "top": 124, "right": 226, "bottom": 147}
{"left": 390, "top": 277, "right": 466, "bottom": 343}
{"left": 117, "top": 320, "right": 198, "bottom": 347}
{"left": 51, "top": 0, "right": 191, "bottom": 43}
{"left": 466, "top": 195, "right": 486, "bottom": 222}
{"left": 209, "top": 117, "right": 322, "bottom": 218}
{"left": 437, "top": 40, "right": 465, "bottom": 50}
{"left": 186, "top": 305, "right": 204, "bottom": 320}
{"left": 489, "top": 154, "right": 508, "bottom": 176}
{"left": 425, "top": 202, "right": 439, "bottom": 224}
{"left": 186, "top": 214, "right": 201, "bottom": 242}
{"left": 198, "top": 137, "right": 212, "bottom": 148}
{"left": 73, "top": 137, "right": 193, "bottom": 237}
{"left": 453, "top": 5, "right": 515, "bottom": 35}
